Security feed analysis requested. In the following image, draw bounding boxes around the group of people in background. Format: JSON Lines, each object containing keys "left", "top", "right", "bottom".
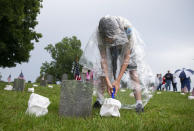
{"left": 72, "top": 61, "right": 93, "bottom": 81}
{"left": 155, "top": 70, "right": 192, "bottom": 93}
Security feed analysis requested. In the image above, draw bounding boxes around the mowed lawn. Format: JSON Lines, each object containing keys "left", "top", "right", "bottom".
{"left": 0, "top": 81, "right": 194, "bottom": 131}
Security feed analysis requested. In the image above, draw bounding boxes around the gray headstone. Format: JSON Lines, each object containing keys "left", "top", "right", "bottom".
{"left": 40, "top": 80, "right": 47, "bottom": 86}
{"left": 192, "top": 88, "right": 194, "bottom": 96}
{"left": 13, "top": 78, "right": 25, "bottom": 91}
{"left": 47, "top": 74, "right": 53, "bottom": 84}
{"left": 59, "top": 80, "right": 93, "bottom": 117}
{"left": 0, "top": 72, "right": 2, "bottom": 81}
{"left": 62, "top": 74, "right": 68, "bottom": 81}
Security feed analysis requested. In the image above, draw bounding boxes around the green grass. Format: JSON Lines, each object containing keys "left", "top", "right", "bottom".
{"left": 0, "top": 81, "right": 194, "bottom": 131}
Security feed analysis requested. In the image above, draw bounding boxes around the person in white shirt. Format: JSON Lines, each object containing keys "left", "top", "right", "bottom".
{"left": 172, "top": 74, "right": 177, "bottom": 92}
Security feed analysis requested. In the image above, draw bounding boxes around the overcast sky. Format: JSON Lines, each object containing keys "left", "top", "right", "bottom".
{"left": 0, "top": 0, "right": 194, "bottom": 86}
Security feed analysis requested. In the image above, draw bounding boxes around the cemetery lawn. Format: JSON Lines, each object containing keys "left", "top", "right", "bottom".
{"left": 0, "top": 81, "right": 194, "bottom": 131}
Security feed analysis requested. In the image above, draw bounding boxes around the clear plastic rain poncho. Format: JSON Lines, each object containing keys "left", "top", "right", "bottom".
{"left": 79, "top": 16, "right": 155, "bottom": 109}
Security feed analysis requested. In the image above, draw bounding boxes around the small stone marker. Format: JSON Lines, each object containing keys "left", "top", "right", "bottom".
{"left": 62, "top": 73, "right": 68, "bottom": 81}
{"left": 47, "top": 74, "right": 53, "bottom": 84}
{"left": 192, "top": 88, "right": 194, "bottom": 96}
{"left": 48, "top": 85, "right": 53, "bottom": 88}
{"left": 33, "top": 84, "right": 38, "bottom": 87}
{"left": 13, "top": 78, "right": 25, "bottom": 91}
{"left": 0, "top": 72, "right": 2, "bottom": 81}
{"left": 28, "top": 88, "right": 34, "bottom": 93}
{"left": 59, "top": 80, "right": 93, "bottom": 117}
{"left": 40, "top": 80, "right": 47, "bottom": 87}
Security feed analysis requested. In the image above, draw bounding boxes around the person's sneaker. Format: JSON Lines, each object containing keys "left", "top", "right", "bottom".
{"left": 135, "top": 103, "right": 144, "bottom": 114}
{"left": 93, "top": 101, "right": 101, "bottom": 108}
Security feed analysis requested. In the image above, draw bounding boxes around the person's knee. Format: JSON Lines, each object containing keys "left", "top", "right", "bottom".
{"left": 133, "top": 86, "right": 141, "bottom": 93}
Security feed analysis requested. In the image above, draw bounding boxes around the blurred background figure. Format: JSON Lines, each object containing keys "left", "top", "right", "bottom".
{"left": 18, "top": 71, "right": 25, "bottom": 80}
{"left": 161, "top": 75, "right": 166, "bottom": 91}
{"left": 164, "top": 70, "right": 173, "bottom": 91}
{"left": 172, "top": 74, "right": 177, "bottom": 92}
{"left": 73, "top": 60, "right": 81, "bottom": 81}
{"left": 86, "top": 70, "right": 93, "bottom": 82}
{"left": 7, "top": 74, "right": 11, "bottom": 83}
{"left": 181, "top": 77, "right": 191, "bottom": 93}
{"left": 174, "top": 68, "right": 193, "bottom": 93}
{"left": 155, "top": 74, "right": 159, "bottom": 90}
{"left": 75, "top": 74, "right": 81, "bottom": 81}
{"left": 158, "top": 74, "right": 163, "bottom": 91}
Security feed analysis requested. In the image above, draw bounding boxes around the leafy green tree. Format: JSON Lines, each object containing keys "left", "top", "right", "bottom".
{"left": 0, "top": 0, "right": 43, "bottom": 67}
{"left": 41, "top": 36, "right": 83, "bottom": 81}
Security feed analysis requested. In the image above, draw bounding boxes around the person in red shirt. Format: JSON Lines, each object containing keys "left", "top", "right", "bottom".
{"left": 161, "top": 76, "right": 166, "bottom": 90}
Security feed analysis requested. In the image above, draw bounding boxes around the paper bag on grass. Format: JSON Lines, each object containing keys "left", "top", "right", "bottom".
{"left": 26, "top": 93, "right": 50, "bottom": 117}
{"left": 100, "top": 98, "right": 121, "bottom": 117}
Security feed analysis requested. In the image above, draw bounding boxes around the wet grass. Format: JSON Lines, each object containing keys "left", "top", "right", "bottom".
{"left": 0, "top": 81, "right": 194, "bottom": 131}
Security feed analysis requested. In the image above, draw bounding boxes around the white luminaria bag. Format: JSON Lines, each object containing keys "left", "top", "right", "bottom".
{"left": 33, "top": 84, "right": 38, "bottom": 87}
{"left": 28, "top": 88, "right": 34, "bottom": 92}
{"left": 4, "top": 85, "right": 13, "bottom": 91}
{"left": 48, "top": 85, "right": 53, "bottom": 88}
{"left": 100, "top": 98, "right": 121, "bottom": 117}
{"left": 188, "top": 96, "right": 194, "bottom": 100}
{"left": 26, "top": 93, "right": 50, "bottom": 117}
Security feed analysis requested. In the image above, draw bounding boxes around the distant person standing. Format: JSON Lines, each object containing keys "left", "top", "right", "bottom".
{"left": 172, "top": 74, "right": 177, "bottom": 92}
{"left": 161, "top": 75, "right": 166, "bottom": 91}
{"left": 158, "top": 74, "right": 163, "bottom": 91}
{"left": 86, "top": 70, "right": 93, "bottom": 82}
{"left": 155, "top": 74, "right": 159, "bottom": 90}
{"left": 164, "top": 70, "right": 173, "bottom": 91}
{"left": 187, "top": 77, "right": 191, "bottom": 92}
{"left": 18, "top": 72, "right": 25, "bottom": 80}
{"left": 7, "top": 74, "right": 11, "bottom": 83}
{"left": 73, "top": 61, "right": 81, "bottom": 80}
{"left": 180, "top": 73, "right": 191, "bottom": 93}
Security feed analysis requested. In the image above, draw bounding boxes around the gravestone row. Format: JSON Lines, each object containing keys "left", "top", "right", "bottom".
{"left": 6, "top": 73, "right": 94, "bottom": 117}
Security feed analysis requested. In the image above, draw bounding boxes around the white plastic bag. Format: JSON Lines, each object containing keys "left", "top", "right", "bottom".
{"left": 100, "top": 98, "right": 121, "bottom": 117}
{"left": 92, "top": 90, "right": 97, "bottom": 96}
{"left": 33, "top": 84, "right": 38, "bottom": 87}
{"left": 48, "top": 85, "right": 53, "bottom": 88}
{"left": 26, "top": 93, "right": 50, "bottom": 117}
{"left": 180, "top": 93, "right": 185, "bottom": 95}
{"left": 28, "top": 88, "right": 34, "bottom": 93}
{"left": 4, "top": 85, "right": 13, "bottom": 91}
{"left": 188, "top": 96, "right": 194, "bottom": 100}
{"left": 149, "top": 94, "right": 153, "bottom": 99}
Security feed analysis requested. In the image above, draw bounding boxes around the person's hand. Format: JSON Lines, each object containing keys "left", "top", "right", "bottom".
{"left": 106, "top": 81, "right": 113, "bottom": 96}
{"left": 112, "top": 80, "right": 120, "bottom": 95}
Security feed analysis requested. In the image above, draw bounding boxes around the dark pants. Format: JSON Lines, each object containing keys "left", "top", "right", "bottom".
{"left": 181, "top": 78, "right": 191, "bottom": 92}
{"left": 172, "top": 83, "right": 177, "bottom": 92}
{"left": 157, "top": 84, "right": 162, "bottom": 91}
{"left": 165, "top": 80, "right": 171, "bottom": 91}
